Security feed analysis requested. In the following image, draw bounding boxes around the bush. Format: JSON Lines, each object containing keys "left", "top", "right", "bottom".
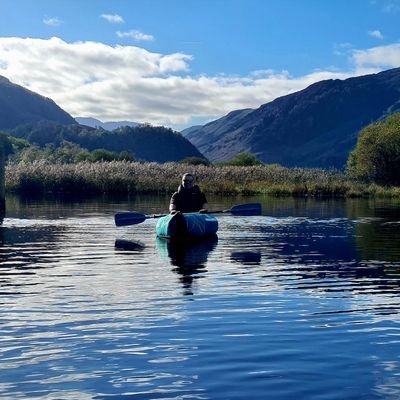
{"left": 219, "top": 152, "right": 264, "bottom": 166}
{"left": 346, "top": 113, "right": 400, "bottom": 186}
{"left": 90, "top": 149, "right": 119, "bottom": 162}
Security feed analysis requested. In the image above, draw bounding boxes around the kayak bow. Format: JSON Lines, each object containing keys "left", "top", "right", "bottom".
{"left": 156, "top": 212, "right": 218, "bottom": 239}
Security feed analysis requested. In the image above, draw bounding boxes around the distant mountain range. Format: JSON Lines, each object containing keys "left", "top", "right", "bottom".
{"left": 2, "top": 68, "right": 400, "bottom": 168}
{"left": 183, "top": 68, "right": 400, "bottom": 169}
{"left": 75, "top": 117, "right": 139, "bottom": 130}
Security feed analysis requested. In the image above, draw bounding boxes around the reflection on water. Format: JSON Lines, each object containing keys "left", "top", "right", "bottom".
{"left": 156, "top": 236, "right": 218, "bottom": 296}
{"left": 356, "top": 218, "right": 400, "bottom": 262}
{"left": 1, "top": 194, "right": 400, "bottom": 399}
{"left": 114, "top": 238, "right": 146, "bottom": 252}
{"left": 231, "top": 250, "right": 262, "bottom": 265}
{"left": 0, "top": 222, "right": 68, "bottom": 296}
{"left": 156, "top": 235, "right": 218, "bottom": 267}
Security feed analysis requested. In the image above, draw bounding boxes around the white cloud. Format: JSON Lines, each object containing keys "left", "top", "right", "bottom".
{"left": 43, "top": 17, "right": 62, "bottom": 27}
{"left": 352, "top": 43, "right": 400, "bottom": 69}
{"left": 100, "top": 14, "right": 124, "bottom": 24}
{"left": 116, "top": 30, "right": 154, "bottom": 42}
{"left": 368, "top": 30, "right": 384, "bottom": 39}
{"left": 0, "top": 36, "right": 398, "bottom": 128}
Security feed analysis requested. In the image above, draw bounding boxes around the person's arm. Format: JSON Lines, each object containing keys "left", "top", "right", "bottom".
{"left": 199, "top": 191, "right": 208, "bottom": 213}
{"left": 199, "top": 202, "right": 208, "bottom": 213}
{"left": 169, "top": 192, "right": 178, "bottom": 213}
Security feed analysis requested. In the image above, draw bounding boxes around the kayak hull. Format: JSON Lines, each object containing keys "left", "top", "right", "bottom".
{"left": 156, "top": 213, "right": 218, "bottom": 239}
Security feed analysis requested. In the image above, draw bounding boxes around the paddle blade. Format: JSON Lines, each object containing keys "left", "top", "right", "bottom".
{"left": 229, "top": 203, "right": 262, "bottom": 216}
{"left": 115, "top": 212, "right": 147, "bottom": 226}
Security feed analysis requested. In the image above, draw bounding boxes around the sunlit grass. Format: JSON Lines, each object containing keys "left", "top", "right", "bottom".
{"left": 4, "top": 160, "right": 400, "bottom": 198}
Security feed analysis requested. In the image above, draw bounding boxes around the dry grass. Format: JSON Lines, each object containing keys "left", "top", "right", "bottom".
{"left": 5, "top": 160, "right": 398, "bottom": 197}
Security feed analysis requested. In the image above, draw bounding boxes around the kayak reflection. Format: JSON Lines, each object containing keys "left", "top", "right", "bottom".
{"left": 156, "top": 235, "right": 218, "bottom": 296}
{"left": 156, "top": 235, "right": 218, "bottom": 267}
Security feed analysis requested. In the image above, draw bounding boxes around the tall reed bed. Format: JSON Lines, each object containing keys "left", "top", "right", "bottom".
{"left": 0, "top": 138, "right": 6, "bottom": 219}
{"left": 4, "top": 160, "right": 396, "bottom": 197}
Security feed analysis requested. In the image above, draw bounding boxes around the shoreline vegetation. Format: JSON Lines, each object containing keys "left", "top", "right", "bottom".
{"left": 5, "top": 160, "right": 400, "bottom": 198}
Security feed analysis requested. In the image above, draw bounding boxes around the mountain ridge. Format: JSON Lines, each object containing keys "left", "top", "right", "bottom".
{"left": 3, "top": 69, "right": 400, "bottom": 168}
{"left": 184, "top": 68, "right": 400, "bottom": 168}
{"left": 0, "top": 75, "right": 76, "bottom": 129}
{"left": 75, "top": 117, "right": 140, "bottom": 130}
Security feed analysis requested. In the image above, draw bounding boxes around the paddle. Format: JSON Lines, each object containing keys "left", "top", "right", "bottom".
{"left": 114, "top": 203, "right": 262, "bottom": 227}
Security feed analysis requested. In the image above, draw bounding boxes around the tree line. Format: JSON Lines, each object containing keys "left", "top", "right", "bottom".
{"left": 6, "top": 120, "right": 204, "bottom": 163}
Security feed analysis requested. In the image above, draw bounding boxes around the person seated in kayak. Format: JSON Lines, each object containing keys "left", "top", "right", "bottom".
{"left": 169, "top": 173, "right": 208, "bottom": 214}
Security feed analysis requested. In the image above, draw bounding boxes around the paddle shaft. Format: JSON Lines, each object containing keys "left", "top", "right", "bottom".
{"left": 115, "top": 203, "right": 261, "bottom": 226}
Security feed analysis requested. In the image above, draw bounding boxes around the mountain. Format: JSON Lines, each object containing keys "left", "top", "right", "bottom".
{"left": 0, "top": 75, "right": 76, "bottom": 130}
{"left": 184, "top": 68, "right": 400, "bottom": 169}
{"left": 75, "top": 117, "right": 139, "bottom": 130}
{"left": 1, "top": 76, "right": 204, "bottom": 163}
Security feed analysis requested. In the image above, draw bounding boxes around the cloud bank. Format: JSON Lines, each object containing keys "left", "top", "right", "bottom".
{"left": 0, "top": 36, "right": 399, "bottom": 128}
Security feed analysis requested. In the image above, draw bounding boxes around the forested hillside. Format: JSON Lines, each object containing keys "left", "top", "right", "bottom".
{"left": 8, "top": 121, "right": 206, "bottom": 163}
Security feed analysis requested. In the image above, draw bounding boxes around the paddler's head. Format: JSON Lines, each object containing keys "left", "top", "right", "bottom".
{"left": 181, "top": 173, "right": 194, "bottom": 189}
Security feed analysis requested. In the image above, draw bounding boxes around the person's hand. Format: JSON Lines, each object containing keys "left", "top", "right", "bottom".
{"left": 198, "top": 209, "right": 208, "bottom": 214}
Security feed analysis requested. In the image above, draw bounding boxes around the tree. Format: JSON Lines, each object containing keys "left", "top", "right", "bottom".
{"left": 346, "top": 112, "right": 400, "bottom": 185}
{"left": 75, "top": 150, "right": 92, "bottom": 162}
{"left": 179, "top": 156, "right": 210, "bottom": 166}
{"left": 0, "top": 132, "right": 14, "bottom": 157}
{"left": 220, "top": 152, "right": 264, "bottom": 166}
{"left": 117, "top": 151, "right": 135, "bottom": 162}
{"left": 91, "top": 148, "right": 119, "bottom": 162}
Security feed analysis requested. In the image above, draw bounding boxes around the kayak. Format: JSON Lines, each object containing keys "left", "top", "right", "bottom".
{"left": 156, "top": 212, "right": 218, "bottom": 239}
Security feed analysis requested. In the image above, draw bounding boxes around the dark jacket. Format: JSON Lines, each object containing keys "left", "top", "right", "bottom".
{"left": 170, "top": 184, "right": 207, "bottom": 213}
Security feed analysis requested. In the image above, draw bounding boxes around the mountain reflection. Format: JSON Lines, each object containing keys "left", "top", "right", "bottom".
{"left": 0, "top": 223, "right": 67, "bottom": 293}
{"left": 0, "top": 225, "right": 64, "bottom": 265}
{"left": 254, "top": 217, "right": 400, "bottom": 291}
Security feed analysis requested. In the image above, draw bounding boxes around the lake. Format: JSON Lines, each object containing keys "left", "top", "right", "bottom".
{"left": 1, "top": 193, "right": 400, "bottom": 399}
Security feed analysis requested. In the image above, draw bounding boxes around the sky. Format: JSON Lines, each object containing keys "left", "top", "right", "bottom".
{"left": 0, "top": 0, "right": 400, "bottom": 130}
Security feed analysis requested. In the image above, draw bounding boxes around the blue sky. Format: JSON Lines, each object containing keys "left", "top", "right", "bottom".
{"left": 1, "top": 0, "right": 400, "bottom": 129}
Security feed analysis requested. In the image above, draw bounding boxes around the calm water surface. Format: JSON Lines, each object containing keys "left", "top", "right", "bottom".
{"left": 1, "top": 194, "right": 400, "bottom": 399}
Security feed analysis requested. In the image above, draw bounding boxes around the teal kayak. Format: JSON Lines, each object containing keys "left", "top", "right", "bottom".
{"left": 156, "top": 212, "right": 218, "bottom": 239}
